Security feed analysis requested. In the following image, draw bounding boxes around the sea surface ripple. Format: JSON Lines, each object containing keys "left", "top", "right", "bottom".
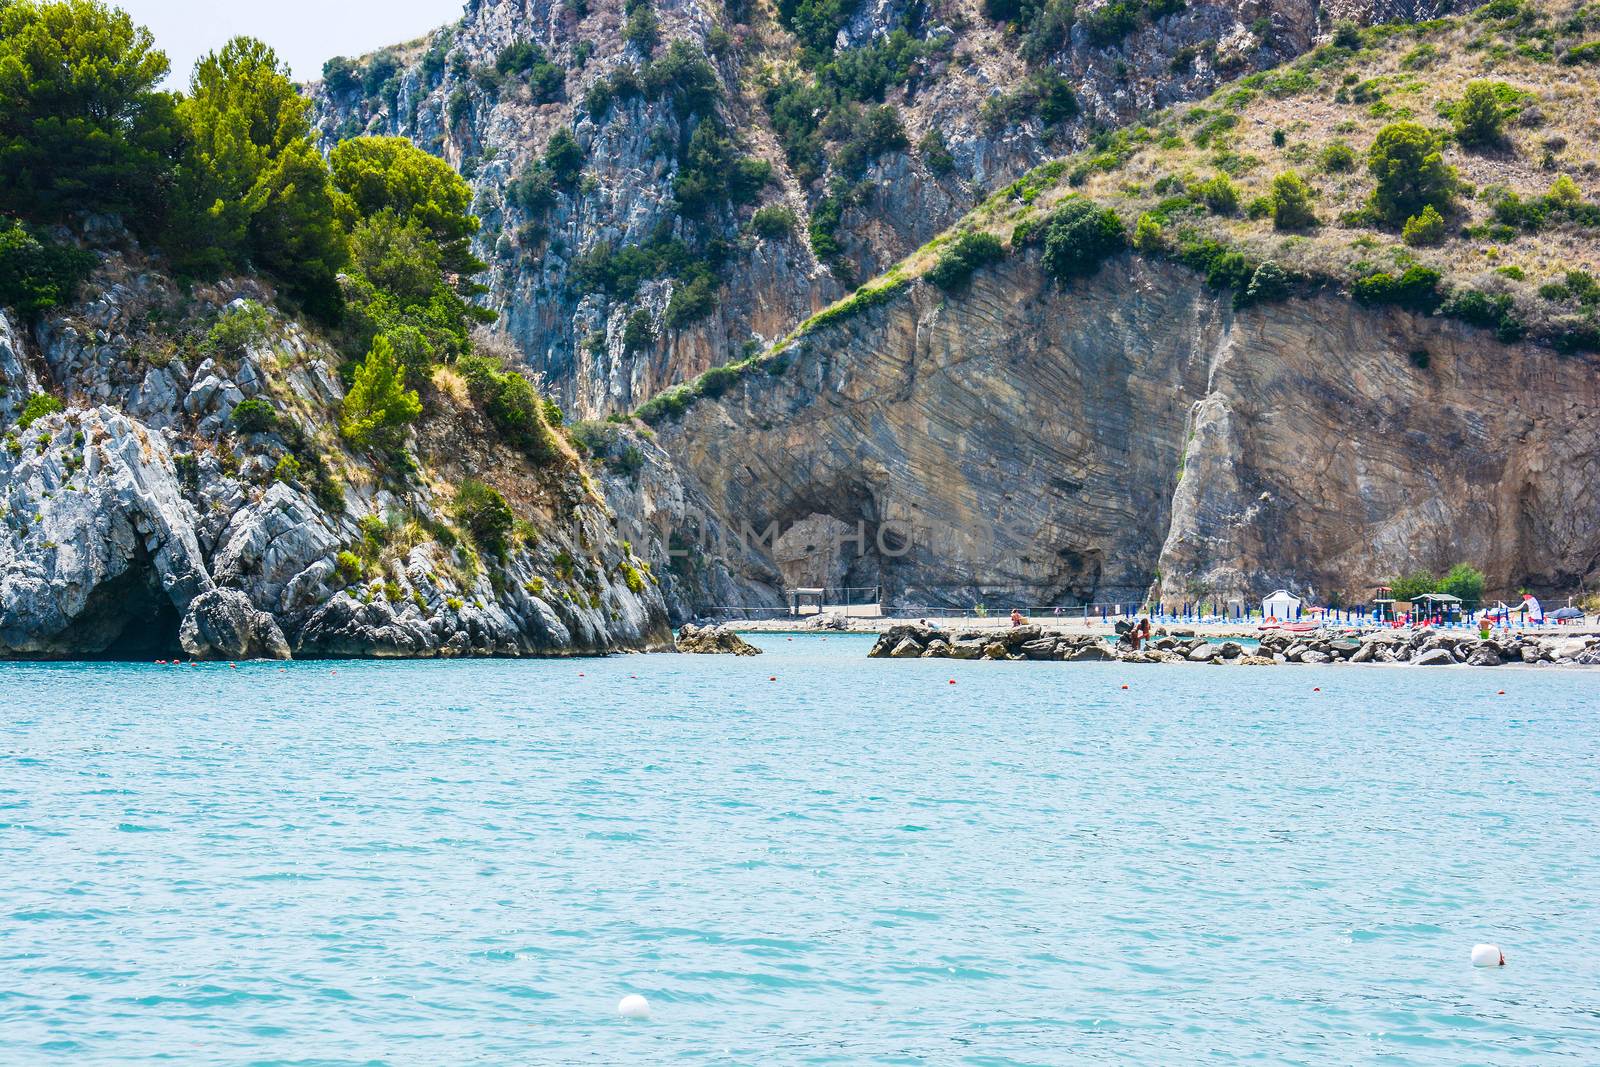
{"left": 1, "top": 635, "right": 1597, "bottom": 1064}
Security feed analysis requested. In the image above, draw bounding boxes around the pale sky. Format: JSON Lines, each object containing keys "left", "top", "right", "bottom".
{"left": 113, "top": 0, "right": 466, "bottom": 89}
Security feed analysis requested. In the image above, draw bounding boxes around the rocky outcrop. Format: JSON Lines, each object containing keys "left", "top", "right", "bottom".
{"left": 645, "top": 253, "right": 1600, "bottom": 613}
{"left": 179, "top": 588, "right": 291, "bottom": 660}
{"left": 676, "top": 622, "right": 761, "bottom": 654}
{"left": 0, "top": 258, "right": 673, "bottom": 658}
{"left": 593, "top": 423, "right": 788, "bottom": 621}
{"left": 0, "top": 406, "right": 209, "bottom": 657}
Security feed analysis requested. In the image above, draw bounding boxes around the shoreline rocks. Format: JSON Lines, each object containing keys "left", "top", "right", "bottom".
{"left": 865, "top": 623, "right": 1600, "bottom": 667}
{"left": 868, "top": 624, "right": 1117, "bottom": 663}
{"left": 676, "top": 624, "right": 761, "bottom": 655}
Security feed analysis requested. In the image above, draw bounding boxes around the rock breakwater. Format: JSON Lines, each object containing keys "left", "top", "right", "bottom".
{"left": 866, "top": 623, "right": 1600, "bottom": 667}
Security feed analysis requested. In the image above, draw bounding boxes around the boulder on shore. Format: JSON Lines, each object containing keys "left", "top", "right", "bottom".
{"left": 889, "top": 637, "right": 923, "bottom": 658}
{"left": 179, "top": 588, "right": 291, "bottom": 660}
{"left": 676, "top": 623, "right": 761, "bottom": 655}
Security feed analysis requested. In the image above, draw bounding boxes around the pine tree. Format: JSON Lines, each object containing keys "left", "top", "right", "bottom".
{"left": 340, "top": 335, "right": 422, "bottom": 450}
{"left": 170, "top": 36, "right": 346, "bottom": 315}
{"left": 1368, "top": 123, "right": 1456, "bottom": 227}
{"left": 0, "top": 0, "right": 178, "bottom": 227}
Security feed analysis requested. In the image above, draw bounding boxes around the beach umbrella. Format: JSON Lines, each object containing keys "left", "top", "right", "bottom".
{"left": 1550, "top": 606, "right": 1584, "bottom": 621}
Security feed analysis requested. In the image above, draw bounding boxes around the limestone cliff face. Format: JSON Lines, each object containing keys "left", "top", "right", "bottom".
{"left": 645, "top": 253, "right": 1600, "bottom": 610}
{"left": 309, "top": 0, "right": 1409, "bottom": 417}
{"left": 0, "top": 252, "right": 671, "bottom": 659}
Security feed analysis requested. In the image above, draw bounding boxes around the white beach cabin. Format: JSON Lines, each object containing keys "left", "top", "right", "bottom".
{"left": 1262, "top": 589, "right": 1303, "bottom": 621}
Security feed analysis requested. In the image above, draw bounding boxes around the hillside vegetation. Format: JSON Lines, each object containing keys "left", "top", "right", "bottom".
{"left": 636, "top": 0, "right": 1600, "bottom": 421}
{"left": 1011, "top": 0, "right": 1600, "bottom": 349}
{"left": 0, "top": 0, "right": 568, "bottom": 490}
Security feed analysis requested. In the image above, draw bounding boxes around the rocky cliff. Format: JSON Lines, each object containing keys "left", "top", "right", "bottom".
{"left": 310, "top": 0, "right": 1442, "bottom": 417}
{"left": 0, "top": 248, "right": 671, "bottom": 659}
{"left": 639, "top": 250, "right": 1600, "bottom": 611}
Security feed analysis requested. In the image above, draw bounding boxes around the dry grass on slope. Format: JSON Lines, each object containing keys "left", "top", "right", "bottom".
{"left": 959, "top": 0, "right": 1600, "bottom": 343}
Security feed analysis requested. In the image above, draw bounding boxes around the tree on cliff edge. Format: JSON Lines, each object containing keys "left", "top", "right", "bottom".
{"left": 0, "top": 0, "right": 177, "bottom": 228}
{"left": 171, "top": 36, "right": 346, "bottom": 317}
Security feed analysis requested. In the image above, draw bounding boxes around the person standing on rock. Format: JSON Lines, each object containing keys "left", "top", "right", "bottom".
{"left": 1127, "top": 617, "right": 1149, "bottom": 651}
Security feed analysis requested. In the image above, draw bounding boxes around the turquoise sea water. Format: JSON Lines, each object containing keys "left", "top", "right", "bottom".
{"left": 2, "top": 635, "right": 1597, "bottom": 1064}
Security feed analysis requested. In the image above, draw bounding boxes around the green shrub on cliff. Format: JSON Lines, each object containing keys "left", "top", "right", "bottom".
{"left": 664, "top": 274, "right": 718, "bottom": 328}
{"left": 1079, "top": 0, "right": 1141, "bottom": 45}
{"left": 1269, "top": 171, "right": 1318, "bottom": 231}
{"left": 777, "top": 0, "right": 856, "bottom": 61}
{"left": 1132, "top": 212, "right": 1165, "bottom": 251}
{"left": 15, "top": 393, "right": 63, "bottom": 430}
{"left": 1039, "top": 200, "right": 1126, "bottom": 283}
{"left": 623, "top": 0, "right": 659, "bottom": 54}
{"left": 807, "top": 275, "right": 910, "bottom": 331}
{"left": 272, "top": 452, "right": 302, "bottom": 484}
{"left": 618, "top": 559, "right": 646, "bottom": 593}
{"left": 672, "top": 120, "right": 771, "bottom": 216}
{"left": 1452, "top": 81, "right": 1507, "bottom": 148}
{"left": 980, "top": 71, "right": 1079, "bottom": 133}
{"left": 452, "top": 479, "right": 515, "bottom": 555}
{"left": 1235, "top": 261, "right": 1292, "bottom": 308}
{"left": 1367, "top": 122, "right": 1456, "bottom": 227}
{"left": 457, "top": 354, "right": 560, "bottom": 463}
{"left": 750, "top": 205, "right": 797, "bottom": 239}
{"left": 1402, "top": 205, "right": 1447, "bottom": 246}
{"left": 622, "top": 310, "right": 656, "bottom": 351}
{"left": 335, "top": 549, "right": 364, "bottom": 584}
{"left": 634, "top": 385, "right": 694, "bottom": 424}
{"left": 230, "top": 397, "right": 277, "bottom": 433}
{"left": 1441, "top": 287, "right": 1524, "bottom": 341}
{"left": 1319, "top": 141, "right": 1356, "bottom": 173}
{"left": 541, "top": 130, "right": 586, "bottom": 190}
{"left": 1352, "top": 265, "right": 1443, "bottom": 311}
{"left": 0, "top": 221, "right": 95, "bottom": 316}
{"left": 919, "top": 129, "right": 956, "bottom": 174}
{"left": 926, "top": 231, "right": 1006, "bottom": 291}
{"left": 203, "top": 300, "right": 271, "bottom": 359}
{"left": 494, "top": 40, "right": 565, "bottom": 103}
{"left": 1192, "top": 175, "right": 1239, "bottom": 215}
{"left": 510, "top": 165, "right": 558, "bottom": 217}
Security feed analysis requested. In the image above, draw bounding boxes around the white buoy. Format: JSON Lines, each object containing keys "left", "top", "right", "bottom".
{"left": 1471, "top": 943, "right": 1505, "bottom": 968}
{"left": 617, "top": 994, "right": 651, "bottom": 1020}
